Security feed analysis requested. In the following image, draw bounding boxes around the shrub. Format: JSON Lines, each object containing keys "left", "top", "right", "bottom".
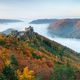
{"left": 32, "top": 53, "right": 42, "bottom": 59}
{"left": 50, "top": 64, "right": 76, "bottom": 80}
{"left": 10, "top": 54, "right": 18, "bottom": 66}
{"left": 2, "top": 65, "right": 18, "bottom": 80}
{"left": 0, "top": 40, "right": 6, "bottom": 46}
{"left": 0, "top": 74, "right": 7, "bottom": 80}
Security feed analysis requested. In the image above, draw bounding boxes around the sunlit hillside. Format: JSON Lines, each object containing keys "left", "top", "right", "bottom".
{"left": 0, "top": 27, "right": 80, "bottom": 80}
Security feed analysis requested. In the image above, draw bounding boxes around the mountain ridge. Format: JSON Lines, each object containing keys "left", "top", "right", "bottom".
{"left": 0, "top": 26, "right": 80, "bottom": 80}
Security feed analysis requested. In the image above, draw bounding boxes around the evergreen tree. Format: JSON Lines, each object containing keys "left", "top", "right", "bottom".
{"left": 10, "top": 54, "right": 18, "bottom": 66}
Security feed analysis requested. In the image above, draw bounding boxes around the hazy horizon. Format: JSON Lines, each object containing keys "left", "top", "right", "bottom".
{"left": 0, "top": 0, "right": 80, "bottom": 19}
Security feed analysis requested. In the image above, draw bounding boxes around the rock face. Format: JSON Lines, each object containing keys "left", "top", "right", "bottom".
{"left": 48, "top": 19, "right": 80, "bottom": 38}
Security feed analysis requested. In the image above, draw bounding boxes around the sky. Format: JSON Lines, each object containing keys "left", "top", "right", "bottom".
{"left": 0, "top": 0, "right": 80, "bottom": 19}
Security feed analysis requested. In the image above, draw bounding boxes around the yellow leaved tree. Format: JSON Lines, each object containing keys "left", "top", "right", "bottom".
{"left": 16, "top": 67, "right": 35, "bottom": 80}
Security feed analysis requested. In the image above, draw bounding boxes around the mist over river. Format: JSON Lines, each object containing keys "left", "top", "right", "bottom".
{"left": 0, "top": 20, "right": 80, "bottom": 53}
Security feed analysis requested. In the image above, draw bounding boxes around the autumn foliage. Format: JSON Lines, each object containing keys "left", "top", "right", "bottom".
{"left": 0, "top": 30, "right": 80, "bottom": 80}
{"left": 16, "top": 67, "right": 34, "bottom": 80}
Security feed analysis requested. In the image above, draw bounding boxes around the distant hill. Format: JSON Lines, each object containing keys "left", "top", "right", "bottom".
{"left": 48, "top": 19, "right": 80, "bottom": 38}
{"left": 0, "top": 19, "right": 22, "bottom": 24}
{"left": 2, "top": 28, "right": 18, "bottom": 35}
{"left": 29, "top": 19, "right": 57, "bottom": 24}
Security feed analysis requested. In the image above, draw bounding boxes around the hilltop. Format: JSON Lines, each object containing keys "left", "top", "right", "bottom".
{"left": 0, "top": 26, "right": 80, "bottom": 80}
{"left": 48, "top": 19, "right": 80, "bottom": 38}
